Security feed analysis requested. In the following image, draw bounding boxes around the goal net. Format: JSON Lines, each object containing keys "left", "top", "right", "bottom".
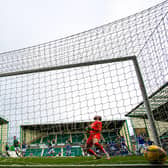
{"left": 0, "top": 0, "right": 167, "bottom": 159}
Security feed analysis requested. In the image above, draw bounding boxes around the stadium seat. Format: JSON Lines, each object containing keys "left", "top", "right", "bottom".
{"left": 25, "top": 148, "right": 42, "bottom": 157}
{"left": 57, "top": 134, "right": 70, "bottom": 144}
{"left": 63, "top": 146, "right": 82, "bottom": 156}
{"left": 43, "top": 134, "right": 55, "bottom": 144}
{"left": 71, "top": 133, "right": 84, "bottom": 144}
{"left": 102, "top": 132, "right": 117, "bottom": 142}
{"left": 56, "top": 134, "right": 62, "bottom": 144}
{"left": 43, "top": 147, "right": 61, "bottom": 156}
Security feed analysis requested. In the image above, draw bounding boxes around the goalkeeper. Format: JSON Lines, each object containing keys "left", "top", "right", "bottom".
{"left": 85, "top": 115, "right": 110, "bottom": 160}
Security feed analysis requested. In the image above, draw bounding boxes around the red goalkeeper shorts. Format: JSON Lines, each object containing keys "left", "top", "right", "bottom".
{"left": 86, "top": 133, "right": 101, "bottom": 146}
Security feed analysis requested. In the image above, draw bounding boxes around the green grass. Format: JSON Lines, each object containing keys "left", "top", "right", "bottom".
{"left": 0, "top": 156, "right": 146, "bottom": 165}
{"left": 0, "top": 156, "right": 167, "bottom": 167}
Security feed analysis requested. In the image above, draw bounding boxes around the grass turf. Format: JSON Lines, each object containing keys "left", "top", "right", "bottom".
{"left": 0, "top": 156, "right": 167, "bottom": 167}
{"left": 0, "top": 156, "right": 147, "bottom": 165}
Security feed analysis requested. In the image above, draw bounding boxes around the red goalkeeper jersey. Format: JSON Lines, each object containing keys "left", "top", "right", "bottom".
{"left": 87, "top": 120, "right": 102, "bottom": 143}
{"left": 90, "top": 120, "right": 102, "bottom": 134}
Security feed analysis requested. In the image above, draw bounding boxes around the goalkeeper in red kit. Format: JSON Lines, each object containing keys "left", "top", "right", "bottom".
{"left": 85, "top": 115, "right": 110, "bottom": 159}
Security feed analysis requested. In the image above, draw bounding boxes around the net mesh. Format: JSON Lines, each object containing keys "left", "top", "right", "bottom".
{"left": 0, "top": 0, "right": 168, "bottom": 157}
{"left": 0, "top": 60, "right": 141, "bottom": 140}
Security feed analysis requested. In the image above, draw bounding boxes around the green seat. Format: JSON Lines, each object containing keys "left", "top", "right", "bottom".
{"left": 43, "top": 135, "right": 55, "bottom": 144}
{"left": 71, "top": 147, "right": 82, "bottom": 156}
{"left": 25, "top": 148, "right": 42, "bottom": 157}
{"left": 57, "top": 134, "right": 62, "bottom": 144}
{"left": 102, "top": 132, "right": 117, "bottom": 142}
{"left": 43, "top": 148, "right": 61, "bottom": 156}
{"left": 72, "top": 133, "right": 84, "bottom": 144}
{"left": 57, "top": 134, "right": 70, "bottom": 144}
{"left": 62, "top": 134, "right": 70, "bottom": 144}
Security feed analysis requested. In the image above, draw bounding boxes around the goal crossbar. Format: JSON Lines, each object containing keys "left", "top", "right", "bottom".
{"left": 0, "top": 56, "right": 136, "bottom": 78}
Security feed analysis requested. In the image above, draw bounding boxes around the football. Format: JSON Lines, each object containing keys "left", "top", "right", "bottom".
{"left": 144, "top": 145, "right": 167, "bottom": 164}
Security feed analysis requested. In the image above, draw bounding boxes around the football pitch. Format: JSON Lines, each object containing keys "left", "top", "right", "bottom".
{"left": 0, "top": 156, "right": 167, "bottom": 168}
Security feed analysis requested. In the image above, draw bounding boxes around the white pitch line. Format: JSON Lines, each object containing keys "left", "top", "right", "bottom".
{"left": 0, "top": 164, "right": 167, "bottom": 167}
{"left": 0, "top": 159, "right": 7, "bottom": 163}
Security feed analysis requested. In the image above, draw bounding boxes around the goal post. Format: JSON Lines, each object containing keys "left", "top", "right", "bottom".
{"left": 132, "top": 56, "right": 161, "bottom": 146}
{"left": 0, "top": 56, "right": 135, "bottom": 78}
{"left": 0, "top": 0, "right": 168, "bottom": 160}
{"left": 0, "top": 55, "right": 161, "bottom": 147}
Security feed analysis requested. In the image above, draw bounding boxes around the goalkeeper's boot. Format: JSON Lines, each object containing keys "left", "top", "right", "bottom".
{"left": 105, "top": 153, "right": 110, "bottom": 160}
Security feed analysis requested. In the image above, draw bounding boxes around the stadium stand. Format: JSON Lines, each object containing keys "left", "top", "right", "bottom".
{"left": 57, "top": 134, "right": 70, "bottom": 144}
{"left": 62, "top": 134, "right": 70, "bottom": 144}
{"left": 20, "top": 120, "right": 126, "bottom": 157}
{"left": 63, "top": 146, "right": 82, "bottom": 156}
{"left": 71, "top": 133, "right": 84, "bottom": 144}
{"left": 42, "top": 134, "right": 55, "bottom": 144}
{"left": 25, "top": 148, "right": 42, "bottom": 157}
{"left": 43, "top": 147, "right": 61, "bottom": 156}
{"left": 31, "top": 138, "right": 41, "bottom": 144}
{"left": 102, "top": 132, "right": 117, "bottom": 142}
{"left": 71, "top": 147, "right": 82, "bottom": 156}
